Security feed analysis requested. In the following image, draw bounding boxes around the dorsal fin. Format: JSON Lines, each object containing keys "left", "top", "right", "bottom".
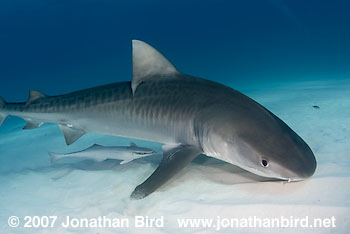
{"left": 132, "top": 40, "right": 178, "bottom": 95}
{"left": 130, "top": 142, "right": 137, "bottom": 147}
{"left": 87, "top": 144, "right": 103, "bottom": 150}
{"left": 26, "top": 90, "right": 47, "bottom": 106}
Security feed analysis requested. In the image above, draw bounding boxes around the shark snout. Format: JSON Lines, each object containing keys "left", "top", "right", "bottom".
{"left": 296, "top": 157, "right": 317, "bottom": 180}
{"left": 282, "top": 148, "right": 317, "bottom": 182}
{"left": 298, "top": 146, "right": 317, "bottom": 179}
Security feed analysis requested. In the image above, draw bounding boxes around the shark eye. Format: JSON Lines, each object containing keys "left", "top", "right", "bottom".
{"left": 261, "top": 159, "right": 269, "bottom": 167}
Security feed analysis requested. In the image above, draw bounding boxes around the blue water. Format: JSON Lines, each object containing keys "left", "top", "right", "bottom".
{"left": 0, "top": 0, "right": 349, "bottom": 101}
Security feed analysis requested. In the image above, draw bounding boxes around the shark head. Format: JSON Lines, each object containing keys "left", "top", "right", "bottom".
{"left": 200, "top": 102, "right": 317, "bottom": 182}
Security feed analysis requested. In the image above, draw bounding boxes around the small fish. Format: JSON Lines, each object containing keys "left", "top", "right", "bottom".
{"left": 312, "top": 105, "right": 320, "bottom": 109}
{"left": 49, "top": 142, "right": 156, "bottom": 164}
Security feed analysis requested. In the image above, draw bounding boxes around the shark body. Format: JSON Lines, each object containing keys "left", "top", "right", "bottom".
{"left": 0, "top": 40, "right": 316, "bottom": 199}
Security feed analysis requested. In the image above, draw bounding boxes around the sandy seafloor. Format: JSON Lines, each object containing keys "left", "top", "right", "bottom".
{"left": 0, "top": 78, "right": 349, "bottom": 234}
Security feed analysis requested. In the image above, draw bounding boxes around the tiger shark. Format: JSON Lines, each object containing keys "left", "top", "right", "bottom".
{"left": 0, "top": 40, "right": 317, "bottom": 199}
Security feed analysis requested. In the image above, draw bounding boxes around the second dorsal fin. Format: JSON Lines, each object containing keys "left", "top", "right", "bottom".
{"left": 132, "top": 40, "right": 179, "bottom": 95}
{"left": 26, "top": 90, "right": 47, "bottom": 106}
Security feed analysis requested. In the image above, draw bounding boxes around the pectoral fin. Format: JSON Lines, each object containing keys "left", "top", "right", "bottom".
{"left": 130, "top": 144, "right": 202, "bottom": 199}
{"left": 59, "top": 124, "right": 85, "bottom": 145}
{"left": 120, "top": 159, "right": 132, "bottom": 165}
{"left": 23, "top": 118, "right": 43, "bottom": 130}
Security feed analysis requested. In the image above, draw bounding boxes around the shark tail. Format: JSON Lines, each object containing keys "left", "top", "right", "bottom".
{"left": 49, "top": 152, "right": 61, "bottom": 164}
{"left": 0, "top": 97, "right": 8, "bottom": 126}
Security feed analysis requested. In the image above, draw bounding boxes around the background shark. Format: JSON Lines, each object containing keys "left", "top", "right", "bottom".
{"left": 0, "top": 40, "right": 316, "bottom": 199}
{"left": 49, "top": 142, "right": 156, "bottom": 164}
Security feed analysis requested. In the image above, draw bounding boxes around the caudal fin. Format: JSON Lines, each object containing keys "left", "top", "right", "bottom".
{"left": 49, "top": 152, "right": 61, "bottom": 164}
{"left": 0, "top": 97, "right": 7, "bottom": 126}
